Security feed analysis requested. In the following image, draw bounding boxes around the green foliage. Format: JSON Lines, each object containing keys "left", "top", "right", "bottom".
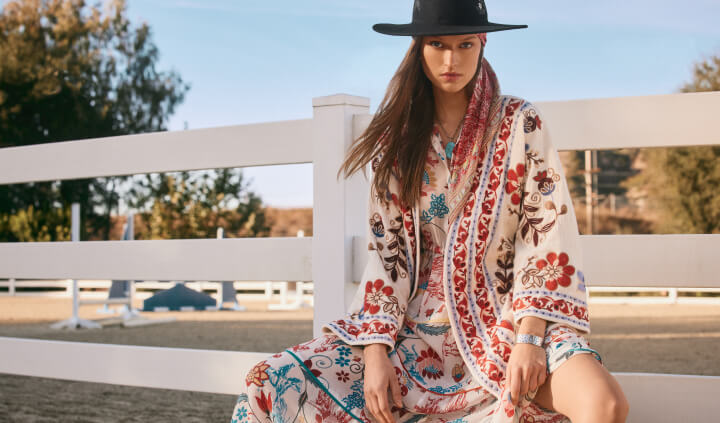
{"left": 621, "top": 53, "right": 720, "bottom": 234}
{"left": 0, "top": 0, "right": 189, "bottom": 241}
{"left": 127, "top": 169, "right": 271, "bottom": 239}
{"left": 681, "top": 55, "right": 720, "bottom": 93}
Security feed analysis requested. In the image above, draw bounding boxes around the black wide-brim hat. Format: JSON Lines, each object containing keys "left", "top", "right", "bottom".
{"left": 373, "top": 0, "right": 527, "bottom": 36}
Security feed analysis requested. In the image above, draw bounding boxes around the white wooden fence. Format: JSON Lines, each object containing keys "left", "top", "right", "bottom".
{"left": 1, "top": 92, "right": 719, "bottom": 422}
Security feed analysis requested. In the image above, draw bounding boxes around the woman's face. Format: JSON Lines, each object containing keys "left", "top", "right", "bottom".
{"left": 420, "top": 34, "right": 482, "bottom": 94}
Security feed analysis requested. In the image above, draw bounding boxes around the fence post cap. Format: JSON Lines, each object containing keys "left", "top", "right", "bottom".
{"left": 312, "top": 94, "right": 369, "bottom": 108}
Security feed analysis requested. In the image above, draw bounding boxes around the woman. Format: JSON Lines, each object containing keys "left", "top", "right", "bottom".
{"left": 231, "top": 1, "right": 629, "bottom": 422}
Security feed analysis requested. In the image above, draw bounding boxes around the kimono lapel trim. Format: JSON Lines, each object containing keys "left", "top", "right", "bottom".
{"left": 442, "top": 97, "right": 525, "bottom": 398}
{"left": 446, "top": 58, "right": 503, "bottom": 228}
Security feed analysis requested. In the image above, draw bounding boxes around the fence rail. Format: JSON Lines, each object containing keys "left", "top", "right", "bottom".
{"left": 1, "top": 92, "right": 719, "bottom": 422}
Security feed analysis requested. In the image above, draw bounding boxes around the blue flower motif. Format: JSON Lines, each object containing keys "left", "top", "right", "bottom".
{"left": 233, "top": 406, "right": 248, "bottom": 421}
{"left": 335, "top": 356, "right": 350, "bottom": 367}
{"left": 428, "top": 193, "right": 449, "bottom": 219}
{"left": 422, "top": 170, "right": 430, "bottom": 185}
{"left": 343, "top": 391, "right": 365, "bottom": 410}
{"left": 577, "top": 270, "right": 586, "bottom": 292}
{"left": 337, "top": 346, "right": 351, "bottom": 357}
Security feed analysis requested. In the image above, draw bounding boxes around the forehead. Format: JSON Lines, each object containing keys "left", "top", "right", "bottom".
{"left": 422, "top": 34, "right": 478, "bottom": 42}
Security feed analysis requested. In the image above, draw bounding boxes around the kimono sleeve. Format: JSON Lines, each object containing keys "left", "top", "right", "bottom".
{"left": 322, "top": 155, "right": 414, "bottom": 352}
{"left": 510, "top": 103, "right": 591, "bottom": 335}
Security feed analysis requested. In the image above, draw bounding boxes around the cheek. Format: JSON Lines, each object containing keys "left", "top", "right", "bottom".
{"left": 422, "top": 48, "right": 442, "bottom": 74}
{"left": 464, "top": 51, "right": 481, "bottom": 74}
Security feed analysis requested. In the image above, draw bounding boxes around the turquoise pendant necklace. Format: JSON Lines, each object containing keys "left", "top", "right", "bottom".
{"left": 445, "top": 141, "right": 455, "bottom": 160}
{"left": 437, "top": 115, "right": 464, "bottom": 162}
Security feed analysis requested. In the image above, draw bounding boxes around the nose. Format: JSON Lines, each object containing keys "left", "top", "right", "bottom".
{"left": 443, "top": 48, "right": 457, "bottom": 69}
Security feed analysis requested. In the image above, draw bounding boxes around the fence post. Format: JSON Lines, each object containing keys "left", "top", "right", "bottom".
{"left": 312, "top": 94, "right": 370, "bottom": 337}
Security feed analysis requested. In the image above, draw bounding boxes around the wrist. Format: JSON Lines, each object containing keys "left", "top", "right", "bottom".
{"left": 515, "top": 333, "right": 544, "bottom": 348}
{"left": 364, "top": 343, "right": 390, "bottom": 355}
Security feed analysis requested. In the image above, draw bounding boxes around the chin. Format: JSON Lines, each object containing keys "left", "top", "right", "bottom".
{"left": 436, "top": 82, "right": 466, "bottom": 95}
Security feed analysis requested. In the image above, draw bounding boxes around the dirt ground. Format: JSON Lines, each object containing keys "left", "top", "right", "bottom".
{"left": 1, "top": 297, "right": 719, "bottom": 422}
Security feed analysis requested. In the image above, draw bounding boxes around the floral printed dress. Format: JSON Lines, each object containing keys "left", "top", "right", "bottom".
{"left": 230, "top": 117, "right": 603, "bottom": 423}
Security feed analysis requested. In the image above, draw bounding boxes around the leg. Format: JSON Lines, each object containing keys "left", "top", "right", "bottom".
{"left": 533, "top": 353, "right": 629, "bottom": 423}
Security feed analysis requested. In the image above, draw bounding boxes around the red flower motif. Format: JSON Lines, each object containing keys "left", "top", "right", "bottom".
{"left": 505, "top": 163, "right": 525, "bottom": 205}
{"left": 536, "top": 252, "right": 575, "bottom": 291}
{"left": 336, "top": 370, "right": 350, "bottom": 383}
{"left": 245, "top": 361, "right": 271, "bottom": 387}
{"left": 256, "top": 390, "right": 273, "bottom": 414}
{"left": 416, "top": 348, "right": 444, "bottom": 380}
{"left": 533, "top": 169, "right": 555, "bottom": 195}
{"left": 364, "top": 279, "right": 394, "bottom": 315}
{"left": 303, "top": 359, "right": 322, "bottom": 378}
{"left": 394, "top": 366, "right": 409, "bottom": 396}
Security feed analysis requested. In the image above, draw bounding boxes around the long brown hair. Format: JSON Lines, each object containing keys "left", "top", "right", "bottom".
{"left": 336, "top": 36, "right": 485, "bottom": 210}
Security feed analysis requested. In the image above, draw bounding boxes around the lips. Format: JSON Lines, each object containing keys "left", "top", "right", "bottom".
{"left": 441, "top": 72, "right": 461, "bottom": 81}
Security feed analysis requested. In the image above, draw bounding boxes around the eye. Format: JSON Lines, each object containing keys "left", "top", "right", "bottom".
{"left": 460, "top": 41, "right": 474, "bottom": 49}
{"left": 429, "top": 40, "right": 443, "bottom": 48}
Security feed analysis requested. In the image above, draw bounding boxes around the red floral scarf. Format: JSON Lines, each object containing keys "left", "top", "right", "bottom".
{"left": 446, "top": 33, "right": 504, "bottom": 226}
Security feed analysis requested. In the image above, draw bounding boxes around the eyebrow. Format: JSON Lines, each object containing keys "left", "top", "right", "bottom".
{"left": 462, "top": 36, "right": 476, "bottom": 41}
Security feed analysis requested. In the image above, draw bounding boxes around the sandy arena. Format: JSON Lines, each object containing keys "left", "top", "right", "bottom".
{"left": 1, "top": 296, "right": 719, "bottom": 422}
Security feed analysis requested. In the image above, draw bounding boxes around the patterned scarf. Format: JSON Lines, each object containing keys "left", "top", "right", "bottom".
{"left": 445, "top": 33, "right": 504, "bottom": 227}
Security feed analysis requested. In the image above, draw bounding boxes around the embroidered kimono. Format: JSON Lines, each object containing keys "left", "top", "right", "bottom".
{"left": 230, "top": 96, "right": 603, "bottom": 423}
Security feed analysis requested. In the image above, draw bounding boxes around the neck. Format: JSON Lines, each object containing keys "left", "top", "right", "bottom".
{"left": 433, "top": 87, "right": 469, "bottom": 128}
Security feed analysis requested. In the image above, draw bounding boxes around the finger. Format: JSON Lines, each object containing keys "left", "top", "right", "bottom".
{"left": 528, "top": 368, "right": 538, "bottom": 393}
{"left": 366, "top": 392, "right": 380, "bottom": 423}
{"left": 539, "top": 366, "right": 548, "bottom": 387}
{"left": 510, "top": 367, "right": 520, "bottom": 406}
{"left": 376, "top": 388, "right": 394, "bottom": 423}
{"left": 520, "top": 367, "right": 530, "bottom": 398}
{"left": 389, "top": 373, "right": 403, "bottom": 408}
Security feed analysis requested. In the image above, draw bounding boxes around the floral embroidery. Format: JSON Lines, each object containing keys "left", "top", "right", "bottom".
{"left": 334, "top": 356, "right": 350, "bottom": 367}
{"left": 369, "top": 211, "right": 409, "bottom": 282}
{"left": 492, "top": 237, "right": 514, "bottom": 297}
{"left": 416, "top": 347, "right": 444, "bottom": 380}
{"left": 533, "top": 168, "right": 558, "bottom": 195}
{"left": 523, "top": 109, "right": 542, "bottom": 133}
{"left": 516, "top": 189, "right": 568, "bottom": 247}
{"left": 517, "top": 252, "right": 576, "bottom": 291}
{"left": 363, "top": 279, "right": 403, "bottom": 318}
{"left": 505, "top": 163, "right": 525, "bottom": 205}
{"left": 336, "top": 370, "right": 350, "bottom": 382}
{"left": 536, "top": 252, "right": 575, "bottom": 291}
{"left": 255, "top": 389, "right": 272, "bottom": 415}
{"left": 232, "top": 404, "right": 248, "bottom": 422}
{"left": 421, "top": 193, "right": 450, "bottom": 223}
{"left": 303, "top": 359, "right": 322, "bottom": 378}
{"left": 452, "top": 363, "right": 465, "bottom": 382}
{"left": 245, "top": 361, "right": 271, "bottom": 387}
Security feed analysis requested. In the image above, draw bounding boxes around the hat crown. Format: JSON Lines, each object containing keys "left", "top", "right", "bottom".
{"left": 412, "top": 0, "right": 489, "bottom": 26}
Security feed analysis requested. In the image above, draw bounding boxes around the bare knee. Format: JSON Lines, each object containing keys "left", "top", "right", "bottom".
{"left": 586, "top": 389, "right": 630, "bottom": 423}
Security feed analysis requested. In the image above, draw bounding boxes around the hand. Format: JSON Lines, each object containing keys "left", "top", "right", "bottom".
{"left": 507, "top": 343, "right": 547, "bottom": 406}
{"left": 363, "top": 343, "right": 402, "bottom": 423}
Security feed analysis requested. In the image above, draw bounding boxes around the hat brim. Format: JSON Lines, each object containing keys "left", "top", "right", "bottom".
{"left": 373, "top": 22, "right": 527, "bottom": 36}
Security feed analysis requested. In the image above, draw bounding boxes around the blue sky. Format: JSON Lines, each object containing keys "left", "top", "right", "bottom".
{"left": 51, "top": 1, "right": 720, "bottom": 208}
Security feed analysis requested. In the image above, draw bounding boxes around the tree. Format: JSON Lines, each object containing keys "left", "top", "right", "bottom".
{"left": 0, "top": 0, "right": 189, "bottom": 241}
{"left": 127, "top": 169, "right": 271, "bottom": 239}
{"left": 621, "top": 53, "right": 720, "bottom": 234}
